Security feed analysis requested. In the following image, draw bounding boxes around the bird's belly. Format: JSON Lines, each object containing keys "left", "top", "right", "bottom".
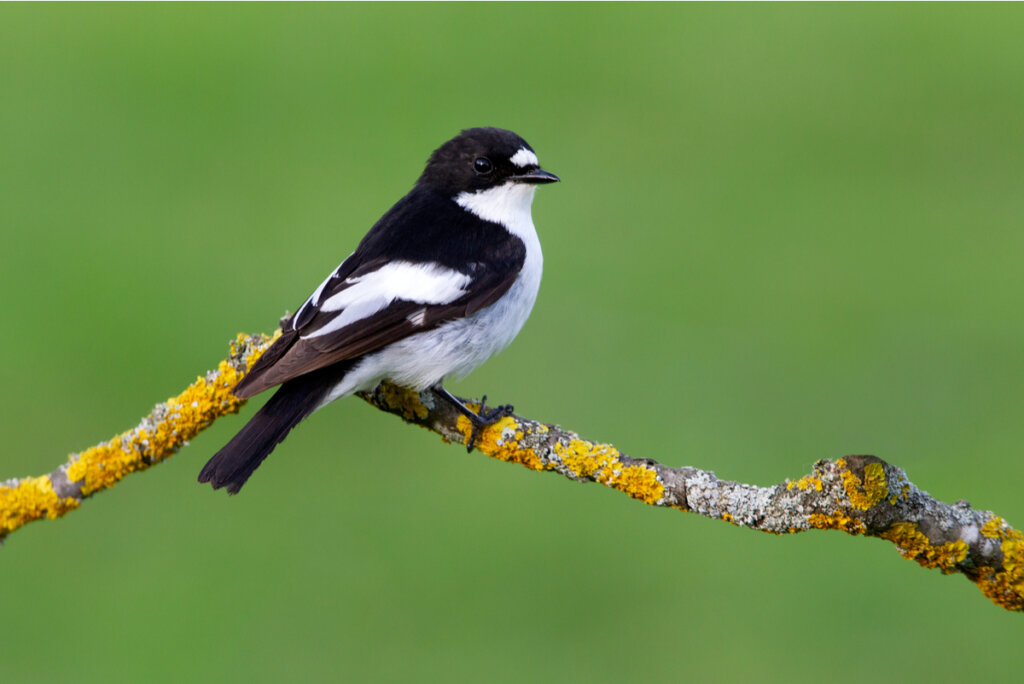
{"left": 380, "top": 268, "right": 541, "bottom": 389}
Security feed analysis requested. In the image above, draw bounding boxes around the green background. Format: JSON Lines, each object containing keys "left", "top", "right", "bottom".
{"left": 3, "top": 4, "right": 1023, "bottom": 681}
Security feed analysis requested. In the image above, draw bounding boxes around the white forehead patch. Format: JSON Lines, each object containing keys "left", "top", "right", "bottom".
{"left": 510, "top": 147, "right": 539, "bottom": 168}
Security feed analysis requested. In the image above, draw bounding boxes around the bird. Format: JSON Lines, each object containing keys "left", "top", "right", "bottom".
{"left": 198, "top": 127, "right": 559, "bottom": 494}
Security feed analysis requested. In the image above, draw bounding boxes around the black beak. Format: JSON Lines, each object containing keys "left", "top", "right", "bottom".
{"left": 510, "top": 168, "right": 560, "bottom": 185}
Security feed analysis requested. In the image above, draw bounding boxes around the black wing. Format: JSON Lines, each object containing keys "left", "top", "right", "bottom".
{"left": 234, "top": 188, "right": 524, "bottom": 398}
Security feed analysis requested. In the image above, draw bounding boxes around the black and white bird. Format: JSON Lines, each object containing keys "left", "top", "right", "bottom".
{"left": 198, "top": 127, "right": 559, "bottom": 494}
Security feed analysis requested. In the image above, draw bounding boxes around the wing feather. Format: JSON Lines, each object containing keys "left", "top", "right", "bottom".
{"left": 234, "top": 218, "right": 524, "bottom": 398}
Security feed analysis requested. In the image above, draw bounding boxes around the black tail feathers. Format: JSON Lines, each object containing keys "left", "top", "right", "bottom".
{"left": 198, "top": 372, "right": 334, "bottom": 494}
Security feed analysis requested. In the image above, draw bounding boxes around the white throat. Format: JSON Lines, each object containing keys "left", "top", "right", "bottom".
{"left": 454, "top": 182, "right": 539, "bottom": 241}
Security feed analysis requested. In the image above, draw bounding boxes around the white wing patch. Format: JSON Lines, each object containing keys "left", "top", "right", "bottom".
{"left": 302, "top": 261, "right": 471, "bottom": 339}
{"left": 510, "top": 147, "right": 539, "bottom": 169}
{"left": 292, "top": 253, "right": 354, "bottom": 331}
{"left": 322, "top": 261, "right": 471, "bottom": 311}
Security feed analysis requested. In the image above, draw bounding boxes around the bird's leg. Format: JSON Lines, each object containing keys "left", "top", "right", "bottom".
{"left": 430, "top": 385, "right": 514, "bottom": 452}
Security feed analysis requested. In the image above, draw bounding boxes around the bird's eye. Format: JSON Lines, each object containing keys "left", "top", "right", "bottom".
{"left": 473, "top": 157, "right": 493, "bottom": 174}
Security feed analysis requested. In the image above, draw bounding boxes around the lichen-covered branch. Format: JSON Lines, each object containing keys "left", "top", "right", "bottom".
{"left": 1, "top": 333, "right": 277, "bottom": 540}
{"left": 2, "top": 333, "right": 1021, "bottom": 612}
{"left": 359, "top": 384, "right": 1024, "bottom": 612}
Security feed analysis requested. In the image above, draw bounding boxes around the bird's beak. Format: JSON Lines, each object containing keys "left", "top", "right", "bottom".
{"left": 510, "top": 169, "right": 560, "bottom": 185}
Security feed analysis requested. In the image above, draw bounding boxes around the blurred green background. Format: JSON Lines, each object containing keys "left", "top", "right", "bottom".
{"left": 2, "top": 4, "right": 1023, "bottom": 681}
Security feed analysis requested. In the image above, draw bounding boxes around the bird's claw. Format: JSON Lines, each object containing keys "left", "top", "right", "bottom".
{"left": 465, "top": 395, "right": 515, "bottom": 452}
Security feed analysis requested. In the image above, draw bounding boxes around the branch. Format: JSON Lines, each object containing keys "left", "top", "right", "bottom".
{"left": 2, "top": 333, "right": 1021, "bottom": 613}
{"left": 1, "top": 332, "right": 276, "bottom": 539}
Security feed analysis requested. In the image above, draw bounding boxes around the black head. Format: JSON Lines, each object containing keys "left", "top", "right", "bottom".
{"left": 417, "top": 127, "right": 559, "bottom": 195}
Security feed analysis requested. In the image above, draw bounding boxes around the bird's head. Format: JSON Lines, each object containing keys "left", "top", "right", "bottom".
{"left": 418, "top": 127, "right": 559, "bottom": 196}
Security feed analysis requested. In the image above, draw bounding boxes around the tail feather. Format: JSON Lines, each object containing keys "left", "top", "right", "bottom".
{"left": 198, "top": 369, "right": 338, "bottom": 494}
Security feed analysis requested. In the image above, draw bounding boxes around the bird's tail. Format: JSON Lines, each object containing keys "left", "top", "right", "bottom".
{"left": 198, "top": 370, "right": 338, "bottom": 494}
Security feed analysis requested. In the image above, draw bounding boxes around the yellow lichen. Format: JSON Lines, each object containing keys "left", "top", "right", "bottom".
{"left": 607, "top": 464, "right": 664, "bottom": 505}
{"left": 476, "top": 430, "right": 666, "bottom": 505}
{"left": 981, "top": 516, "right": 1005, "bottom": 539}
{"left": 457, "top": 415, "right": 546, "bottom": 471}
{"left": 554, "top": 438, "right": 618, "bottom": 480}
{"left": 66, "top": 437, "right": 132, "bottom": 495}
{"left": 551, "top": 438, "right": 664, "bottom": 504}
{"left": 0, "top": 477, "right": 80, "bottom": 534}
{"left": 974, "top": 566, "right": 1024, "bottom": 612}
{"left": 808, "top": 512, "right": 866, "bottom": 535}
{"left": 786, "top": 475, "right": 823, "bottom": 492}
{"left": 376, "top": 382, "right": 430, "bottom": 421}
{"left": 841, "top": 461, "right": 888, "bottom": 510}
{"left": 880, "top": 522, "right": 969, "bottom": 574}
{"left": 972, "top": 518, "right": 1024, "bottom": 611}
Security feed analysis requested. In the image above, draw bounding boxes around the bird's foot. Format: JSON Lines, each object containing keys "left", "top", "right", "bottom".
{"left": 428, "top": 385, "right": 514, "bottom": 452}
{"left": 465, "top": 395, "right": 514, "bottom": 452}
